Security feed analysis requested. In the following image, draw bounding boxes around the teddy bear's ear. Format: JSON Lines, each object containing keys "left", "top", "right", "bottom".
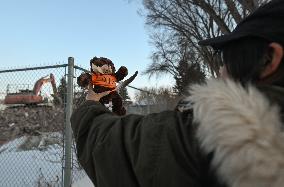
{"left": 90, "top": 62, "right": 93, "bottom": 71}
{"left": 90, "top": 56, "right": 100, "bottom": 72}
{"left": 90, "top": 57, "right": 99, "bottom": 66}
{"left": 106, "top": 60, "right": 115, "bottom": 72}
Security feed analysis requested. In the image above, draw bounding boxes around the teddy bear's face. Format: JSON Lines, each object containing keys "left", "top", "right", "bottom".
{"left": 91, "top": 63, "right": 113, "bottom": 74}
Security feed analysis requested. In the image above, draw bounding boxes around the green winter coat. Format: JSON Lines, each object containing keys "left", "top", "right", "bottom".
{"left": 71, "top": 79, "right": 284, "bottom": 187}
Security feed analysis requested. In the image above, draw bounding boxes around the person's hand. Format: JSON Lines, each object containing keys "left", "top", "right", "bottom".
{"left": 86, "top": 85, "right": 114, "bottom": 101}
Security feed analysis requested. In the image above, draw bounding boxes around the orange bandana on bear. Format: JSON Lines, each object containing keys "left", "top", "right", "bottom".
{"left": 91, "top": 74, "right": 117, "bottom": 89}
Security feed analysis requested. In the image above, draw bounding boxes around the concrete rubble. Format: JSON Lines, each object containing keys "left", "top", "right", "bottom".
{"left": 0, "top": 106, "right": 64, "bottom": 146}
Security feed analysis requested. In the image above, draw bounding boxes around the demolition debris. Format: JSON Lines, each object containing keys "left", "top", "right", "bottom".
{"left": 0, "top": 106, "right": 64, "bottom": 145}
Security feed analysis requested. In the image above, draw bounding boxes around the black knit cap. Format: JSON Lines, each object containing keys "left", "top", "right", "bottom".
{"left": 199, "top": 0, "right": 284, "bottom": 50}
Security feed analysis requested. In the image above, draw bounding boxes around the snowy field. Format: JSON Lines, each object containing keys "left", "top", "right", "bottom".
{"left": 0, "top": 134, "right": 93, "bottom": 187}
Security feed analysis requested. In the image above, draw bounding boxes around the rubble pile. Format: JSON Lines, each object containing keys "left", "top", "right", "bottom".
{"left": 0, "top": 106, "right": 64, "bottom": 145}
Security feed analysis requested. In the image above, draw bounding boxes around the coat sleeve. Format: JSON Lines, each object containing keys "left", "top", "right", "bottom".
{"left": 70, "top": 100, "right": 145, "bottom": 151}
{"left": 70, "top": 100, "right": 153, "bottom": 186}
{"left": 70, "top": 100, "right": 198, "bottom": 187}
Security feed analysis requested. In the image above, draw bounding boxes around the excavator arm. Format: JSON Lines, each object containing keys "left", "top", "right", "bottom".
{"left": 32, "top": 75, "right": 52, "bottom": 95}
{"left": 50, "top": 74, "right": 62, "bottom": 106}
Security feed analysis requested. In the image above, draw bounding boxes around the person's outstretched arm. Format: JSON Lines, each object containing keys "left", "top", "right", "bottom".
{"left": 70, "top": 87, "right": 162, "bottom": 186}
{"left": 70, "top": 86, "right": 198, "bottom": 187}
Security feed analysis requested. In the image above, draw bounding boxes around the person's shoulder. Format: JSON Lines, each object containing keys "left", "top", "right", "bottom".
{"left": 175, "top": 97, "right": 194, "bottom": 112}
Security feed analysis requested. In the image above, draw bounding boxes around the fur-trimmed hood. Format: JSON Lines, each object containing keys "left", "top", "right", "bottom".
{"left": 189, "top": 79, "right": 284, "bottom": 187}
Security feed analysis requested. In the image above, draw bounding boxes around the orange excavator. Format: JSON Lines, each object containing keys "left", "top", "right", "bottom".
{"left": 4, "top": 73, "right": 61, "bottom": 106}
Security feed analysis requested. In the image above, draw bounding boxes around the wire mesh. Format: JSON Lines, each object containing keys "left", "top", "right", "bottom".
{"left": 0, "top": 64, "right": 77, "bottom": 187}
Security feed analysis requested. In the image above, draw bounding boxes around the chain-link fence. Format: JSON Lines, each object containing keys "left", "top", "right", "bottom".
{"left": 0, "top": 57, "right": 179, "bottom": 187}
{"left": 0, "top": 63, "right": 67, "bottom": 186}
{"left": 0, "top": 59, "right": 90, "bottom": 187}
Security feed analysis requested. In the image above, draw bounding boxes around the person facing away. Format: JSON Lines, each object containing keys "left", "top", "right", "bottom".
{"left": 71, "top": 0, "right": 284, "bottom": 186}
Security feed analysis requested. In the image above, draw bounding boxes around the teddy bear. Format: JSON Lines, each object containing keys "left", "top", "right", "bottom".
{"left": 77, "top": 56, "right": 128, "bottom": 115}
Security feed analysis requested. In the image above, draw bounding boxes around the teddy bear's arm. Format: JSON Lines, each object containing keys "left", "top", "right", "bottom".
{"left": 115, "top": 66, "right": 128, "bottom": 82}
{"left": 77, "top": 73, "right": 92, "bottom": 88}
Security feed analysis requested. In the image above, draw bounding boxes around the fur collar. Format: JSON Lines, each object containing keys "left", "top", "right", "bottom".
{"left": 189, "top": 79, "right": 284, "bottom": 187}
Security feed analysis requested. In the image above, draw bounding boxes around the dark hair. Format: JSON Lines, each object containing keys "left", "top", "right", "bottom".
{"left": 221, "top": 37, "right": 284, "bottom": 87}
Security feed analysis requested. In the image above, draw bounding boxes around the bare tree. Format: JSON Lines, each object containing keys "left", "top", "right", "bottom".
{"left": 134, "top": 86, "right": 178, "bottom": 110}
{"left": 144, "top": 31, "right": 205, "bottom": 95}
{"left": 141, "top": 0, "right": 269, "bottom": 79}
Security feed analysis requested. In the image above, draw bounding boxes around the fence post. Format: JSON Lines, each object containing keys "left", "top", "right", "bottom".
{"left": 64, "top": 57, "right": 74, "bottom": 187}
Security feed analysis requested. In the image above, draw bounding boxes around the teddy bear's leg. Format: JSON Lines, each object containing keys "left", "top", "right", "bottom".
{"left": 111, "top": 92, "right": 126, "bottom": 116}
{"left": 100, "top": 95, "right": 110, "bottom": 105}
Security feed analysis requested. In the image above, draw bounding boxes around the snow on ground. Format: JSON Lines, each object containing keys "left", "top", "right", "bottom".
{"left": 0, "top": 134, "right": 90, "bottom": 187}
{"left": 72, "top": 176, "right": 94, "bottom": 187}
{"left": 0, "top": 103, "right": 6, "bottom": 110}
